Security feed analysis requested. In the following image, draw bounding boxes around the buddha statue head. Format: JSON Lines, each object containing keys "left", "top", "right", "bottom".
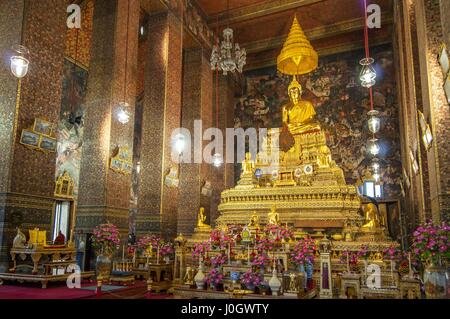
{"left": 288, "top": 77, "right": 302, "bottom": 104}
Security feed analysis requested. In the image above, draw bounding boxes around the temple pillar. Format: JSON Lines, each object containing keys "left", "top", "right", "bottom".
{"left": 210, "top": 74, "right": 237, "bottom": 225}
{"left": 0, "top": 0, "right": 68, "bottom": 271}
{"left": 414, "top": 0, "right": 450, "bottom": 222}
{"left": 75, "top": 0, "right": 140, "bottom": 236}
{"left": 136, "top": 12, "right": 183, "bottom": 239}
{"left": 393, "top": 0, "right": 429, "bottom": 239}
{"left": 177, "top": 47, "right": 213, "bottom": 236}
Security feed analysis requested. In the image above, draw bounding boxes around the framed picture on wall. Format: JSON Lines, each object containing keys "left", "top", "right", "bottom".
{"left": 438, "top": 44, "right": 449, "bottom": 76}
{"left": 444, "top": 72, "right": 450, "bottom": 104}
{"left": 20, "top": 129, "right": 40, "bottom": 148}
{"left": 39, "top": 136, "right": 57, "bottom": 152}
{"left": 33, "top": 118, "right": 55, "bottom": 137}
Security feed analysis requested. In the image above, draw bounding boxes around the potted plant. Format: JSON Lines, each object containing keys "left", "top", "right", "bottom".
{"left": 240, "top": 269, "right": 263, "bottom": 291}
{"left": 137, "top": 234, "right": 160, "bottom": 257}
{"left": 160, "top": 242, "right": 174, "bottom": 264}
{"left": 290, "top": 238, "right": 316, "bottom": 271}
{"left": 91, "top": 223, "right": 120, "bottom": 280}
{"left": 411, "top": 220, "right": 449, "bottom": 298}
{"left": 205, "top": 268, "right": 224, "bottom": 290}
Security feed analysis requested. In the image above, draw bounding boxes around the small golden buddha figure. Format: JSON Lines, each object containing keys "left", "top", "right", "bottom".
{"left": 248, "top": 212, "right": 260, "bottom": 229}
{"left": 241, "top": 152, "right": 254, "bottom": 177}
{"left": 289, "top": 273, "right": 297, "bottom": 292}
{"left": 184, "top": 266, "right": 194, "bottom": 285}
{"left": 361, "top": 203, "right": 381, "bottom": 230}
{"left": 197, "top": 207, "right": 209, "bottom": 228}
{"left": 267, "top": 205, "right": 280, "bottom": 225}
{"left": 282, "top": 77, "right": 320, "bottom": 135}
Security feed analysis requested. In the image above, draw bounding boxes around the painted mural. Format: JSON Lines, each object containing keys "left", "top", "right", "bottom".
{"left": 55, "top": 60, "right": 88, "bottom": 198}
{"left": 235, "top": 45, "right": 402, "bottom": 199}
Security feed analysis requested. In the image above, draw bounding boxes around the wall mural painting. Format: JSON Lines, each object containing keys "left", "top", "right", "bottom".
{"left": 235, "top": 45, "right": 402, "bottom": 199}
{"left": 55, "top": 59, "right": 88, "bottom": 198}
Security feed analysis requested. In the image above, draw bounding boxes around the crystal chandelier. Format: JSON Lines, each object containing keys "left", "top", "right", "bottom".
{"left": 210, "top": 0, "right": 246, "bottom": 75}
{"left": 211, "top": 28, "right": 246, "bottom": 75}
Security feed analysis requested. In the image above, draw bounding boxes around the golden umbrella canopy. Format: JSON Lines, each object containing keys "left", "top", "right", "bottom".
{"left": 277, "top": 16, "right": 318, "bottom": 75}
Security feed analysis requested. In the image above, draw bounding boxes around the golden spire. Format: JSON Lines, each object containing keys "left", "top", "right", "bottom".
{"left": 277, "top": 16, "right": 318, "bottom": 75}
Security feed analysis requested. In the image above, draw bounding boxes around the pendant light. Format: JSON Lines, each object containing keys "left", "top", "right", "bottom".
{"left": 10, "top": 44, "right": 30, "bottom": 79}
{"left": 116, "top": 1, "right": 131, "bottom": 124}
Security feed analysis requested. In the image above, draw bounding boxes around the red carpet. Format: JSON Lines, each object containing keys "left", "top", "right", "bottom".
{"left": 0, "top": 283, "right": 97, "bottom": 299}
{"left": 0, "top": 281, "right": 171, "bottom": 299}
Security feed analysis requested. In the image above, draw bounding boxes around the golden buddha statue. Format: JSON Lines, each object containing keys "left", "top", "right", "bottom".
{"left": 241, "top": 152, "right": 254, "bottom": 176}
{"left": 361, "top": 203, "right": 381, "bottom": 230}
{"left": 282, "top": 77, "right": 320, "bottom": 135}
{"left": 267, "top": 205, "right": 280, "bottom": 225}
{"left": 197, "top": 207, "right": 209, "bottom": 228}
{"left": 248, "top": 212, "right": 260, "bottom": 229}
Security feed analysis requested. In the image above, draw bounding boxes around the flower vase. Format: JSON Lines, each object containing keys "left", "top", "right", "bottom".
{"left": 305, "top": 262, "right": 314, "bottom": 290}
{"left": 269, "top": 268, "right": 281, "bottom": 296}
{"left": 194, "top": 264, "right": 206, "bottom": 290}
{"left": 299, "top": 264, "right": 307, "bottom": 289}
{"left": 164, "top": 256, "right": 170, "bottom": 264}
{"left": 96, "top": 253, "right": 112, "bottom": 282}
{"left": 424, "top": 261, "right": 447, "bottom": 299}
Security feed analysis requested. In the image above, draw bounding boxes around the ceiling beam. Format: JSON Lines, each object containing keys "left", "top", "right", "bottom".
{"left": 208, "top": 0, "right": 326, "bottom": 27}
{"left": 243, "top": 15, "right": 393, "bottom": 54}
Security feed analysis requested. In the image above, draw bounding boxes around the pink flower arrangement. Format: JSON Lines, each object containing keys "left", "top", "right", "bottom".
{"left": 383, "top": 244, "right": 403, "bottom": 261}
{"left": 205, "top": 268, "right": 224, "bottom": 287}
{"left": 226, "top": 225, "right": 243, "bottom": 240}
{"left": 240, "top": 269, "right": 263, "bottom": 287}
{"left": 411, "top": 220, "right": 449, "bottom": 264}
{"left": 255, "top": 237, "right": 277, "bottom": 252}
{"left": 192, "top": 241, "right": 211, "bottom": 260}
{"left": 160, "top": 242, "right": 174, "bottom": 257}
{"left": 340, "top": 249, "right": 359, "bottom": 266}
{"left": 357, "top": 244, "right": 370, "bottom": 259}
{"left": 91, "top": 223, "right": 121, "bottom": 256}
{"left": 251, "top": 251, "right": 271, "bottom": 267}
{"left": 210, "top": 252, "right": 227, "bottom": 267}
{"left": 290, "top": 238, "right": 316, "bottom": 266}
{"left": 265, "top": 224, "right": 294, "bottom": 242}
{"left": 137, "top": 235, "right": 160, "bottom": 251}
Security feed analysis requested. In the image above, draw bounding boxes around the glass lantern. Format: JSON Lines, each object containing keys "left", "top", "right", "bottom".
{"left": 371, "top": 159, "right": 380, "bottom": 173}
{"left": 368, "top": 138, "right": 380, "bottom": 156}
{"left": 116, "top": 102, "right": 130, "bottom": 124}
{"left": 367, "top": 110, "right": 381, "bottom": 134}
{"left": 212, "top": 153, "right": 223, "bottom": 167}
{"left": 10, "top": 44, "right": 30, "bottom": 79}
{"left": 359, "top": 57, "right": 376, "bottom": 88}
{"left": 173, "top": 134, "right": 185, "bottom": 156}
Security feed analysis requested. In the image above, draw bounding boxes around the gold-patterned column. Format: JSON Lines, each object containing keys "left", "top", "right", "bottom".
{"left": 393, "top": 0, "right": 428, "bottom": 238}
{"left": 0, "top": 0, "right": 68, "bottom": 271}
{"left": 415, "top": 0, "right": 450, "bottom": 222}
{"left": 136, "top": 12, "right": 182, "bottom": 239}
{"left": 210, "top": 74, "right": 237, "bottom": 225}
{"left": 76, "top": 0, "right": 139, "bottom": 235}
{"left": 177, "top": 48, "right": 213, "bottom": 235}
